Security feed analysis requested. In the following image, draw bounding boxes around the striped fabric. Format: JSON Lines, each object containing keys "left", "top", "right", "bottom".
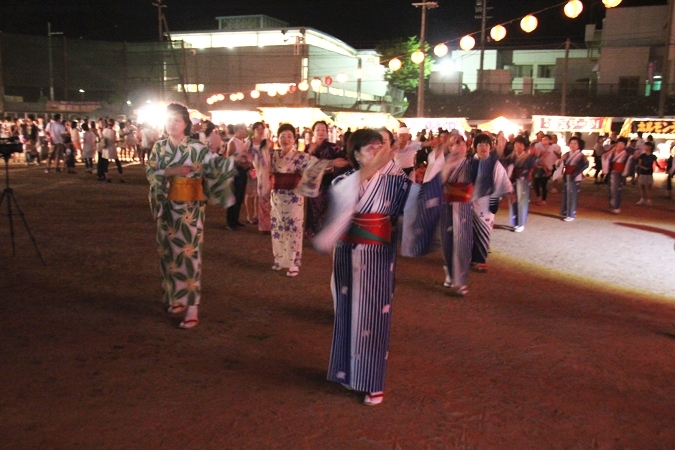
{"left": 509, "top": 178, "right": 530, "bottom": 227}
{"left": 440, "top": 158, "right": 475, "bottom": 287}
{"left": 400, "top": 174, "right": 443, "bottom": 257}
{"left": 327, "top": 162, "right": 410, "bottom": 393}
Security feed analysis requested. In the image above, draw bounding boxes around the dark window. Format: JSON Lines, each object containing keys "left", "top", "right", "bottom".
{"left": 506, "top": 65, "right": 534, "bottom": 78}
{"left": 537, "top": 65, "right": 555, "bottom": 78}
{"left": 618, "top": 77, "right": 639, "bottom": 96}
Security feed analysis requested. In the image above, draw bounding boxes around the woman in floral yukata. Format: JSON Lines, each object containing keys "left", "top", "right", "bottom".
{"left": 146, "top": 103, "right": 235, "bottom": 329}
{"left": 252, "top": 123, "right": 348, "bottom": 277}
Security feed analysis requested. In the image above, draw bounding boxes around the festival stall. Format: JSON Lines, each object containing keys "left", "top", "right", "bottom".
{"left": 401, "top": 117, "right": 472, "bottom": 138}
{"left": 620, "top": 117, "right": 675, "bottom": 159}
{"left": 476, "top": 116, "right": 522, "bottom": 136}
{"left": 531, "top": 115, "right": 613, "bottom": 155}
{"left": 331, "top": 111, "right": 399, "bottom": 131}
{"left": 209, "top": 110, "right": 263, "bottom": 127}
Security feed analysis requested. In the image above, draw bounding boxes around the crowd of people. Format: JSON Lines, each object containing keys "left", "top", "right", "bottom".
{"left": 6, "top": 107, "right": 675, "bottom": 407}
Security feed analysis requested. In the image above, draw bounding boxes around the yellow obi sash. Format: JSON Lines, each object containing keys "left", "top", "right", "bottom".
{"left": 167, "top": 177, "right": 205, "bottom": 202}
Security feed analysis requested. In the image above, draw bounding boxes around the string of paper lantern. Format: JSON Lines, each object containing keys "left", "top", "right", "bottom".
{"left": 381, "top": 0, "right": 621, "bottom": 69}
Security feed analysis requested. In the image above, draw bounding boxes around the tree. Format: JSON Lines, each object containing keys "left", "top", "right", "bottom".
{"left": 376, "top": 36, "right": 434, "bottom": 94}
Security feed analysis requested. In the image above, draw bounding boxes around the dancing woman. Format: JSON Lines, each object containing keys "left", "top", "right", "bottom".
{"left": 146, "top": 103, "right": 235, "bottom": 329}
{"left": 315, "top": 129, "right": 413, "bottom": 406}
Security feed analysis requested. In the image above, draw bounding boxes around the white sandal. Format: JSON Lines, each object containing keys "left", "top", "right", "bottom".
{"left": 364, "top": 392, "right": 384, "bottom": 406}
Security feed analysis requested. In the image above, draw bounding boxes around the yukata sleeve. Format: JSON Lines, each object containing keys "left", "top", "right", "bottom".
{"left": 294, "top": 155, "right": 332, "bottom": 198}
{"left": 491, "top": 161, "right": 513, "bottom": 198}
{"left": 199, "top": 147, "right": 236, "bottom": 208}
{"left": 312, "top": 172, "right": 360, "bottom": 254}
{"left": 251, "top": 146, "right": 271, "bottom": 197}
{"left": 146, "top": 140, "right": 169, "bottom": 219}
{"left": 401, "top": 172, "right": 441, "bottom": 258}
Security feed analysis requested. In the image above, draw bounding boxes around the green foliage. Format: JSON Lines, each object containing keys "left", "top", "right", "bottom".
{"left": 376, "top": 36, "right": 434, "bottom": 94}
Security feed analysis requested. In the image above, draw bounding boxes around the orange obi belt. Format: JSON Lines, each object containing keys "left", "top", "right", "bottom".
{"left": 445, "top": 182, "right": 474, "bottom": 203}
{"left": 167, "top": 177, "right": 205, "bottom": 202}
{"left": 270, "top": 172, "right": 302, "bottom": 190}
{"left": 340, "top": 213, "right": 392, "bottom": 245}
{"left": 563, "top": 164, "right": 576, "bottom": 176}
{"left": 612, "top": 162, "right": 625, "bottom": 173}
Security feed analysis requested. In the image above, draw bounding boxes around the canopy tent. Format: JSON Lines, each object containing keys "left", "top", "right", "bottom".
{"left": 331, "top": 112, "right": 399, "bottom": 132}
{"left": 476, "top": 116, "right": 522, "bottom": 136}
{"left": 402, "top": 117, "right": 471, "bottom": 138}
{"left": 259, "top": 107, "right": 332, "bottom": 134}
{"left": 210, "top": 110, "right": 263, "bottom": 127}
{"left": 188, "top": 109, "right": 210, "bottom": 122}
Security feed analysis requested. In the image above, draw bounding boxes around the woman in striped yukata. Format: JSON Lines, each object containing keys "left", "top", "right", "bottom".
{"left": 506, "top": 137, "right": 537, "bottom": 232}
{"left": 559, "top": 136, "right": 589, "bottom": 222}
{"left": 314, "top": 128, "right": 412, "bottom": 406}
{"left": 470, "top": 134, "right": 513, "bottom": 273}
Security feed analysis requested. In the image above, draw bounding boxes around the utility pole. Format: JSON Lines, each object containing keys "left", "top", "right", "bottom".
{"left": 413, "top": 1, "right": 438, "bottom": 118}
{"left": 561, "top": 38, "right": 570, "bottom": 116}
{"left": 152, "top": 0, "right": 166, "bottom": 42}
{"left": 658, "top": 0, "right": 675, "bottom": 117}
{"left": 47, "top": 22, "right": 63, "bottom": 101}
{"left": 475, "top": 0, "right": 491, "bottom": 91}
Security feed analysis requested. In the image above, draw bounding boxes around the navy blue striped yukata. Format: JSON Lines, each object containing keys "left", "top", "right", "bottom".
{"left": 318, "top": 161, "right": 410, "bottom": 393}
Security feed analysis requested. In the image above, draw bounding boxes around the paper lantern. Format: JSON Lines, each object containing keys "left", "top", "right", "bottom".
{"left": 520, "top": 15, "right": 538, "bottom": 33}
{"left": 310, "top": 78, "right": 322, "bottom": 90}
{"left": 336, "top": 73, "right": 348, "bottom": 83}
{"left": 603, "top": 0, "right": 621, "bottom": 7}
{"left": 277, "top": 85, "right": 288, "bottom": 95}
{"left": 267, "top": 89, "right": 277, "bottom": 97}
{"left": 289, "top": 85, "right": 298, "bottom": 93}
{"left": 459, "top": 35, "right": 476, "bottom": 51}
{"left": 229, "top": 93, "right": 237, "bottom": 101}
{"left": 354, "top": 68, "right": 364, "bottom": 79}
{"left": 324, "top": 76, "right": 333, "bottom": 86}
{"left": 434, "top": 43, "right": 448, "bottom": 58}
{"left": 411, "top": 50, "right": 425, "bottom": 64}
{"left": 236, "top": 92, "right": 244, "bottom": 101}
{"left": 206, "top": 98, "right": 214, "bottom": 105}
{"left": 564, "top": 0, "right": 583, "bottom": 18}
{"left": 250, "top": 90, "right": 260, "bottom": 99}
{"left": 388, "top": 58, "right": 402, "bottom": 71}
{"left": 490, "top": 25, "right": 506, "bottom": 42}
{"left": 298, "top": 80, "right": 309, "bottom": 91}
{"left": 216, "top": 94, "right": 225, "bottom": 101}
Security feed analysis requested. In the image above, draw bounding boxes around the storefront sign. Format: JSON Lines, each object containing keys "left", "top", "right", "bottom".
{"left": 533, "top": 115, "right": 611, "bottom": 133}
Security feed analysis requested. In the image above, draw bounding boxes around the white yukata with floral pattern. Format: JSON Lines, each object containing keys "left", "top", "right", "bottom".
{"left": 252, "top": 146, "right": 329, "bottom": 269}
{"left": 146, "top": 137, "right": 235, "bottom": 307}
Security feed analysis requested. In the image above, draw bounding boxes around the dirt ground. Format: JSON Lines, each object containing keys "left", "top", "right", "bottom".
{"left": 1, "top": 161, "right": 675, "bottom": 449}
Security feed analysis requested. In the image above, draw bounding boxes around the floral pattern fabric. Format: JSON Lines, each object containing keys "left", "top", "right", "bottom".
{"left": 146, "top": 137, "right": 235, "bottom": 306}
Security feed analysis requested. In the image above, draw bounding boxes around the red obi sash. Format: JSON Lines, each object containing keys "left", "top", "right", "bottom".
{"left": 445, "top": 182, "right": 474, "bottom": 203}
{"left": 270, "top": 172, "right": 302, "bottom": 190}
{"left": 612, "top": 162, "right": 625, "bottom": 173}
{"left": 563, "top": 164, "right": 576, "bottom": 176}
{"left": 340, "top": 213, "right": 392, "bottom": 245}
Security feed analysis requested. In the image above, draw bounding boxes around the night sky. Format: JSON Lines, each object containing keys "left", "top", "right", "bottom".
{"left": 0, "top": 0, "right": 668, "bottom": 49}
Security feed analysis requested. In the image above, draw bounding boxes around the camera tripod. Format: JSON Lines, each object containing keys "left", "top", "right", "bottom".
{"left": 0, "top": 154, "right": 46, "bottom": 265}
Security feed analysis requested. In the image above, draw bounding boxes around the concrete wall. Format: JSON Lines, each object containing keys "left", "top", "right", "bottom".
{"left": 597, "top": 46, "right": 650, "bottom": 94}
{"left": 602, "top": 5, "right": 668, "bottom": 47}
